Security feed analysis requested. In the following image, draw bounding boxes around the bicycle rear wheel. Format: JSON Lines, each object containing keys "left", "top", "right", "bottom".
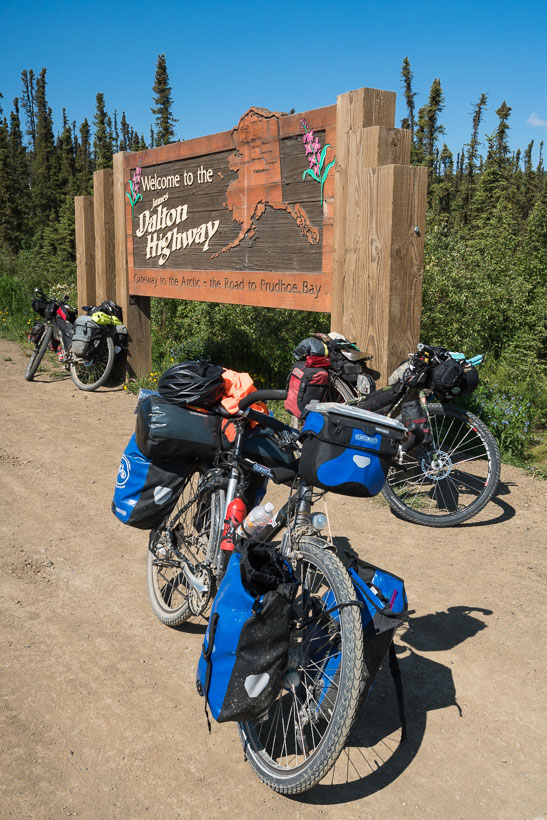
{"left": 382, "top": 403, "right": 501, "bottom": 526}
{"left": 24, "top": 326, "right": 53, "bottom": 381}
{"left": 238, "top": 537, "right": 363, "bottom": 794}
{"left": 323, "top": 374, "right": 358, "bottom": 404}
{"left": 69, "top": 335, "right": 115, "bottom": 391}
{"left": 147, "top": 468, "right": 224, "bottom": 626}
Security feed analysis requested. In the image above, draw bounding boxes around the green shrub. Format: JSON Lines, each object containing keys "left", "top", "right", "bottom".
{"left": 0, "top": 248, "right": 77, "bottom": 341}
{"left": 150, "top": 298, "right": 330, "bottom": 388}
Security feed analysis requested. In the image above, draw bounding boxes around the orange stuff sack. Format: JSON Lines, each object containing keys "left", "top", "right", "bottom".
{"left": 220, "top": 370, "right": 268, "bottom": 442}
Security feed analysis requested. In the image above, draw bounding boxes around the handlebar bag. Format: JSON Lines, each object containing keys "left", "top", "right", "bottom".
{"left": 197, "top": 549, "right": 297, "bottom": 724}
{"left": 299, "top": 404, "right": 406, "bottom": 497}
{"left": 71, "top": 315, "right": 103, "bottom": 358}
{"left": 285, "top": 360, "right": 329, "bottom": 419}
{"left": 136, "top": 395, "right": 221, "bottom": 464}
{"left": 431, "top": 359, "right": 479, "bottom": 400}
{"left": 32, "top": 297, "right": 48, "bottom": 317}
{"left": 111, "top": 434, "right": 193, "bottom": 529}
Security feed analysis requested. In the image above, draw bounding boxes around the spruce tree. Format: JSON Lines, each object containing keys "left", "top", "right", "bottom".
{"left": 76, "top": 118, "right": 93, "bottom": 194}
{"left": 59, "top": 108, "right": 76, "bottom": 193}
{"left": 424, "top": 79, "right": 445, "bottom": 170}
{"left": 32, "top": 68, "right": 59, "bottom": 235}
{"left": 8, "top": 99, "right": 30, "bottom": 251}
{"left": 522, "top": 141, "right": 537, "bottom": 217}
{"left": 459, "top": 93, "right": 488, "bottom": 224}
{"left": 400, "top": 57, "right": 417, "bottom": 160}
{"left": 93, "top": 92, "right": 113, "bottom": 170}
{"left": 151, "top": 54, "right": 178, "bottom": 145}
{"left": 20, "top": 69, "right": 36, "bottom": 150}
{"left": 0, "top": 114, "right": 12, "bottom": 251}
{"left": 414, "top": 79, "right": 445, "bottom": 198}
{"left": 473, "top": 101, "right": 513, "bottom": 219}
{"left": 119, "top": 112, "right": 130, "bottom": 152}
{"left": 430, "top": 143, "right": 454, "bottom": 220}
{"left": 112, "top": 110, "right": 119, "bottom": 153}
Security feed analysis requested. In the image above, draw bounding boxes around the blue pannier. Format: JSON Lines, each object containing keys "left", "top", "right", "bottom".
{"left": 313, "top": 558, "right": 407, "bottom": 710}
{"left": 111, "top": 434, "right": 192, "bottom": 529}
{"left": 197, "top": 547, "right": 296, "bottom": 725}
{"left": 298, "top": 403, "right": 407, "bottom": 497}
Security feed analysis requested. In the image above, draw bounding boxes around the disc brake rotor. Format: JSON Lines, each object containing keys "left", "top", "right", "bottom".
{"left": 421, "top": 450, "right": 453, "bottom": 481}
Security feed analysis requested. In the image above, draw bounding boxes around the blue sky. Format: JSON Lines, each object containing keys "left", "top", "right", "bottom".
{"left": 1, "top": 0, "right": 546, "bottom": 162}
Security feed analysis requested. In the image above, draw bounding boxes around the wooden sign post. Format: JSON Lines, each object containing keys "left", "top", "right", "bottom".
{"left": 332, "top": 88, "right": 427, "bottom": 380}
{"left": 76, "top": 87, "right": 427, "bottom": 383}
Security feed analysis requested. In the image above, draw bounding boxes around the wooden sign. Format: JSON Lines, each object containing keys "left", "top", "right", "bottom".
{"left": 124, "top": 105, "right": 336, "bottom": 312}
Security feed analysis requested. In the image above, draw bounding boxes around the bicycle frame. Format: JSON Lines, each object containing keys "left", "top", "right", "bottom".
{"left": 213, "top": 406, "right": 314, "bottom": 581}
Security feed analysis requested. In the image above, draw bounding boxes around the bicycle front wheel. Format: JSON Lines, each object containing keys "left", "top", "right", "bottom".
{"left": 69, "top": 335, "right": 115, "bottom": 391}
{"left": 239, "top": 537, "right": 363, "bottom": 794}
{"left": 147, "top": 468, "right": 224, "bottom": 626}
{"left": 25, "top": 326, "right": 53, "bottom": 381}
{"left": 382, "top": 403, "right": 501, "bottom": 527}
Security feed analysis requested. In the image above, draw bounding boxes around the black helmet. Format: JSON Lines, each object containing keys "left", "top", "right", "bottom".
{"left": 98, "top": 300, "right": 123, "bottom": 321}
{"left": 158, "top": 360, "right": 225, "bottom": 408}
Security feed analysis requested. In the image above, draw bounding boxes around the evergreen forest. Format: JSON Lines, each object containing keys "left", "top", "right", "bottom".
{"left": 0, "top": 56, "right": 545, "bottom": 466}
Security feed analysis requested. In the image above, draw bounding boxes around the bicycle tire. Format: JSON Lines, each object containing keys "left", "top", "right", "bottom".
{"left": 238, "top": 536, "right": 363, "bottom": 794}
{"left": 323, "top": 374, "right": 358, "bottom": 404}
{"left": 147, "top": 468, "right": 224, "bottom": 626}
{"left": 69, "top": 335, "right": 115, "bottom": 391}
{"left": 382, "top": 403, "right": 501, "bottom": 527}
{"left": 24, "top": 326, "right": 53, "bottom": 381}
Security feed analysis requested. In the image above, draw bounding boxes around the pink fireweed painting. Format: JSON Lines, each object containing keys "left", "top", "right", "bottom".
{"left": 126, "top": 160, "right": 143, "bottom": 216}
{"left": 300, "top": 119, "right": 335, "bottom": 205}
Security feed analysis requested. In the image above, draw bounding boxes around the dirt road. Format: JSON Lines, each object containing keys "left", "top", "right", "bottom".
{"left": 1, "top": 338, "right": 545, "bottom": 819}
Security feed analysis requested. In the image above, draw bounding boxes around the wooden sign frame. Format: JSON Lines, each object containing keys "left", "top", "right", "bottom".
{"left": 76, "top": 88, "right": 427, "bottom": 381}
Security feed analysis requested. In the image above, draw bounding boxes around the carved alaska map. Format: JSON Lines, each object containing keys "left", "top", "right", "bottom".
{"left": 213, "top": 107, "right": 320, "bottom": 258}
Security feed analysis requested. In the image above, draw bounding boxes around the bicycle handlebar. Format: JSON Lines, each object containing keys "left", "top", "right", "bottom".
{"left": 238, "top": 389, "right": 287, "bottom": 411}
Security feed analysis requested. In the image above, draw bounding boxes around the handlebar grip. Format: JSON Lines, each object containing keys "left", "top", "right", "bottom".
{"left": 238, "top": 389, "right": 287, "bottom": 411}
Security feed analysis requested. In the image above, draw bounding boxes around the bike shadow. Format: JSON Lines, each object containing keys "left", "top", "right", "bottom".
{"left": 293, "top": 602, "right": 493, "bottom": 805}
{"left": 388, "top": 479, "right": 516, "bottom": 527}
{"left": 400, "top": 605, "right": 493, "bottom": 651}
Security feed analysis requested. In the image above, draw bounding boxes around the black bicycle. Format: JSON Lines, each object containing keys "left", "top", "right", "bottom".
{"left": 25, "top": 289, "right": 127, "bottom": 391}
{"left": 317, "top": 341, "right": 501, "bottom": 527}
{"left": 146, "top": 389, "right": 366, "bottom": 794}
{"left": 25, "top": 289, "right": 77, "bottom": 381}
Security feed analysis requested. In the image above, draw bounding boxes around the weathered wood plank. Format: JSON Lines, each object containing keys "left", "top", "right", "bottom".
{"left": 385, "top": 163, "right": 428, "bottom": 373}
{"left": 93, "top": 169, "right": 116, "bottom": 303}
{"left": 335, "top": 163, "right": 427, "bottom": 382}
{"left": 75, "top": 196, "right": 95, "bottom": 311}
{"left": 361, "top": 126, "right": 411, "bottom": 168}
{"left": 113, "top": 152, "right": 151, "bottom": 378}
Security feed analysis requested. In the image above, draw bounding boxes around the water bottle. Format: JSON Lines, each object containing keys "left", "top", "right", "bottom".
{"left": 237, "top": 502, "right": 275, "bottom": 538}
{"left": 220, "top": 498, "right": 247, "bottom": 553}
